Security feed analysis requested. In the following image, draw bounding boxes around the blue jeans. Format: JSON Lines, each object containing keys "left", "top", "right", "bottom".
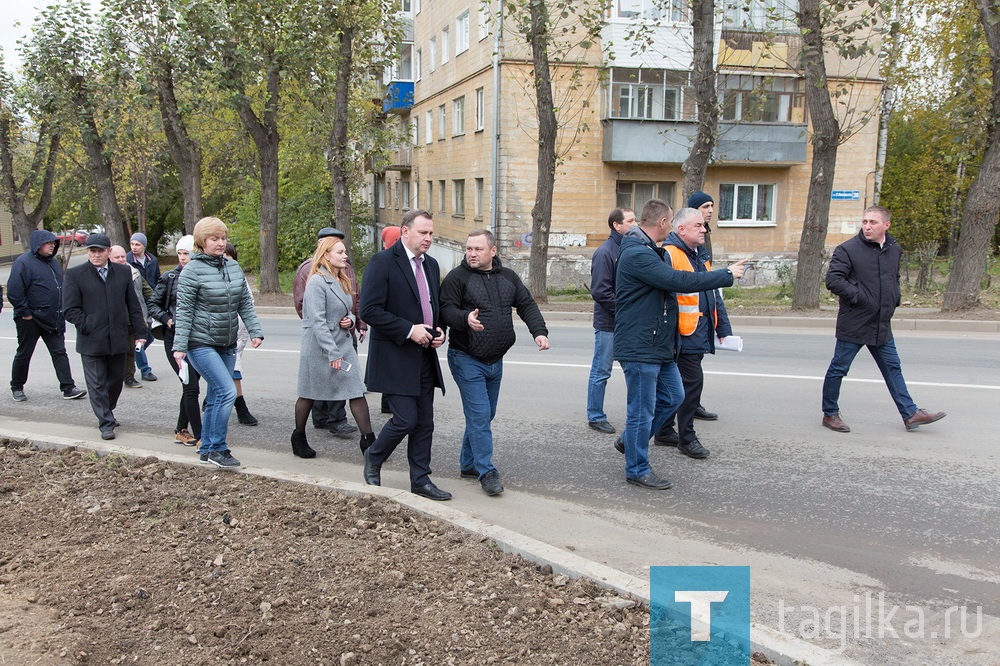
{"left": 135, "top": 337, "right": 153, "bottom": 374}
{"left": 448, "top": 348, "right": 503, "bottom": 478}
{"left": 822, "top": 338, "right": 918, "bottom": 420}
{"left": 586, "top": 330, "right": 614, "bottom": 422}
{"left": 621, "top": 361, "right": 684, "bottom": 479}
{"left": 186, "top": 346, "right": 237, "bottom": 453}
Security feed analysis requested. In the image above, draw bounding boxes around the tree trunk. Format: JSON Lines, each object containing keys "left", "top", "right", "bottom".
{"left": 155, "top": 61, "right": 204, "bottom": 234}
{"left": 73, "top": 83, "right": 128, "bottom": 246}
{"left": 234, "top": 65, "right": 281, "bottom": 294}
{"left": 329, "top": 25, "right": 354, "bottom": 255}
{"left": 0, "top": 119, "right": 59, "bottom": 248}
{"left": 792, "top": 0, "right": 841, "bottom": 311}
{"left": 682, "top": 0, "right": 718, "bottom": 256}
{"left": 527, "top": 0, "right": 556, "bottom": 304}
{"left": 942, "top": 0, "right": 1000, "bottom": 311}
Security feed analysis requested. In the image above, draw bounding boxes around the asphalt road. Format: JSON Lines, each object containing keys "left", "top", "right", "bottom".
{"left": 2, "top": 313, "right": 998, "bottom": 664}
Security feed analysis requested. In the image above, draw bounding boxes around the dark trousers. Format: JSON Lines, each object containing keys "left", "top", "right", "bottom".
{"left": 11, "top": 317, "right": 76, "bottom": 392}
{"left": 164, "top": 332, "right": 202, "bottom": 438}
{"left": 368, "top": 351, "right": 436, "bottom": 486}
{"left": 311, "top": 400, "right": 348, "bottom": 427}
{"left": 81, "top": 353, "right": 127, "bottom": 429}
{"left": 674, "top": 353, "right": 705, "bottom": 445}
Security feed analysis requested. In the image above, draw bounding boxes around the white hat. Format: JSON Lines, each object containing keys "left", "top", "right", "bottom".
{"left": 176, "top": 235, "right": 194, "bottom": 254}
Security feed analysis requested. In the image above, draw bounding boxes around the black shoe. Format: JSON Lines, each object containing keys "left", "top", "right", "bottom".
{"left": 654, "top": 427, "right": 679, "bottom": 446}
{"left": 63, "top": 387, "right": 87, "bottom": 400}
{"left": 291, "top": 429, "right": 316, "bottom": 458}
{"left": 234, "top": 395, "right": 258, "bottom": 426}
{"left": 100, "top": 427, "right": 116, "bottom": 440}
{"left": 329, "top": 420, "right": 358, "bottom": 438}
{"left": 11, "top": 389, "right": 27, "bottom": 402}
{"left": 479, "top": 470, "right": 504, "bottom": 496}
{"left": 678, "top": 438, "right": 710, "bottom": 459}
{"left": 411, "top": 481, "right": 452, "bottom": 501}
{"left": 124, "top": 377, "right": 142, "bottom": 389}
{"left": 460, "top": 467, "right": 479, "bottom": 479}
{"left": 588, "top": 419, "right": 616, "bottom": 434}
{"left": 694, "top": 406, "right": 718, "bottom": 421}
{"left": 614, "top": 435, "right": 624, "bottom": 455}
{"left": 359, "top": 432, "right": 376, "bottom": 453}
{"left": 363, "top": 449, "right": 381, "bottom": 486}
{"left": 141, "top": 371, "right": 157, "bottom": 382}
{"left": 626, "top": 472, "right": 672, "bottom": 490}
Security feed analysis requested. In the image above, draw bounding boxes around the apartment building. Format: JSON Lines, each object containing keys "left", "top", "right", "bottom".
{"left": 377, "top": 0, "right": 882, "bottom": 285}
{"left": 1, "top": 203, "right": 19, "bottom": 264}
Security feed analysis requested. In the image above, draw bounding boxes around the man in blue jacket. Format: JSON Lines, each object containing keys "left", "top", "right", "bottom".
{"left": 7, "top": 229, "right": 86, "bottom": 402}
{"left": 822, "top": 206, "right": 945, "bottom": 433}
{"left": 614, "top": 199, "right": 745, "bottom": 490}
{"left": 586, "top": 207, "right": 635, "bottom": 435}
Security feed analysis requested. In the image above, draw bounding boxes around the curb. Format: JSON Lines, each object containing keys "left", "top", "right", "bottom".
{"left": 2, "top": 427, "right": 863, "bottom": 666}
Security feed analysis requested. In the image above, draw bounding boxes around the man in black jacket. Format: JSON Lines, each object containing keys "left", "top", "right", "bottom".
{"left": 822, "top": 206, "right": 945, "bottom": 433}
{"left": 63, "top": 234, "right": 148, "bottom": 440}
{"left": 586, "top": 207, "right": 634, "bottom": 435}
{"left": 7, "top": 229, "right": 86, "bottom": 402}
{"left": 440, "top": 229, "right": 549, "bottom": 496}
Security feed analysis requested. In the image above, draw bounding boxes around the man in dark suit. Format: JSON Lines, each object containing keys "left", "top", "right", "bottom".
{"left": 360, "top": 209, "right": 450, "bottom": 501}
{"left": 63, "top": 234, "right": 148, "bottom": 440}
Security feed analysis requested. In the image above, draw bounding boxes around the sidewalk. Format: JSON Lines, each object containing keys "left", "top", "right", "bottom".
{"left": 0, "top": 414, "right": 861, "bottom": 666}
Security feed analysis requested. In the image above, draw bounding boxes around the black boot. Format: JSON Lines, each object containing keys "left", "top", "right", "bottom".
{"left": 235, "top": 395, "right": 258, "bottom": 426}
{"left": 359, "top": 432, "right": 376, "bottom": 453}
{"left": 291, "top": 429, "right": 316, "bottom": 458}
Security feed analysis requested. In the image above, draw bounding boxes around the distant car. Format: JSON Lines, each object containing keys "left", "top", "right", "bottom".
{"left": 55, "top": 230, "right": 89, "bottom": 247}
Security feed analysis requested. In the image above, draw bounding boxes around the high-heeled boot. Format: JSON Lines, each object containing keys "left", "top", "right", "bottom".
{"left": 359, "top": 432, "right": 376, "bottom": 453}
{"left": 291, "top": 429, "right": 316, "bottom": 458}
{"left": 235, "top": 395, "right": 258, "bottom": 426}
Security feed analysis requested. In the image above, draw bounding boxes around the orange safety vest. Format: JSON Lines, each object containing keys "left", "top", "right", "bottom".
{"left": 665, "top": 245, "right": 717, "bottom": 336}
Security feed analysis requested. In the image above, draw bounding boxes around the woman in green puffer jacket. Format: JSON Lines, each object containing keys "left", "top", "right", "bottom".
{"left": 172, "top": 217, "right": 264, "bottom": 469}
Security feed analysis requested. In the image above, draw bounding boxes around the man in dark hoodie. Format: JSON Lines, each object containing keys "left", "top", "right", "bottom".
{"left": 7, "top": 229, "right": 86, "bottom": 402}
{"left": 586, "top": 207, "right": 635, "bottom": 435}
{"left": 440, "top": 229, "right": 549, "bottom": 496}
{"left": 614, "top": 199, "right": 746, "bottom": 490}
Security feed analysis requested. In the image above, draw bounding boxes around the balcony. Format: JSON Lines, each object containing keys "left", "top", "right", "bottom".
{"left": 383, "top": 81, "right": 414, "bottom": 114}
{"left": 602, "top": 118, "right": 807, "bottom": 165}
{"left": 385, "top": 145, "right": 412, "bottom": 171}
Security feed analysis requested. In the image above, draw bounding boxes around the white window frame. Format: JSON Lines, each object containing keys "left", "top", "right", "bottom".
{"left": 478, "top": 8, "right": 490, "bottom": 41}
{"left": 453, "top": 96, "right": 465, "bottom": 136}
{"left": 413, "top": 0, "right": 421, "bottom": 13}
{"left": 429, "top": 37, "right": 437, "bottom": 73}
{"left": 411, "top": 117, "right": 419, "bottom": 146}
{"left": 724, "top": 0, "right": 798, "bottom": 31}
{"left": 378, "top": 180, "right": 386, "bottom": 209}
{"left": 425, "top": 110, "right": 433, "bottom": 144}
{"left": 438, "top": 104, "right": 446, "bottom": 140}
{"left": 617, "top": 0, "right": 687, "bottom": 22}
{"left": 426, "top": 180, "right": 433, "bottom": 210}
{"left": 475, "top": 87, "right": 485, "bottom": 131}
{"left": 452, "top": 179, "right": 466, "bottom": 216}
{"left": 441, "top": 27, "right": 450, "bottom": 64}
{"left": 438, "top": 179, "right": 447, "bottom": 213}
{"left": 401, "top": 181, "right": 411, "bottom": 210}
{"left": 456, "top": 11, "right": 470, "bottom": 54}
{"left": 717, "top": 183, "right": 777, "bottom": 227}
{"left": 615, "top": 181, "right": 675, "bottom": 211}
{"left": 415, "top": 48, "right": 422, "bottom": 81}
{"left": 474, "top": 178, "right": 484, "bottom": 218}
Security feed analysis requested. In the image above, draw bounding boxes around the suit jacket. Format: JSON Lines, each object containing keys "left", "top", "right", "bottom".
{"left": 360, "top": 241, "right": 445, "bottom": 396}
{"left": 63, "top": 262, "right": 148, "bottom": 356}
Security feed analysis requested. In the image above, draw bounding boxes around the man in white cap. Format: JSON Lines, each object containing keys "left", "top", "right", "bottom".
{"left": 126, "top": 232, "right": 160, "bottom": 381}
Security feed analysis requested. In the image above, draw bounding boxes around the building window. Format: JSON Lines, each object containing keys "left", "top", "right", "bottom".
{"left": 413, "top": 181, "right": 419, "bottom": 210}
{"left": 396, "top": 43, "right": 413, "bottom": 80}
{"left": 425, "top": 110, "right": 433, "bottom": 143}
{"left": 402, "top": 181, "right": 411, "bottom": 210}
{"left": 400, "top": 0, "right": 411, "bottom": 11}
{"left": 615, "top": 181, "right": 675, "bottom": 212}
{"left": 426, "top": 180, "right": 433, "bottom": 210}
{"left": 609, "top": 68, "right": 686, "bottom": 120}
{"left": 441, "top": 27, "right": 450, "bottom": 64}
{"left": 411, "top": 117, "right": 419, "bottom": 146}
{"left": 438, "top": 104, "right": 446, "bottom": 140}
{"left": 415, "top": 48, "right": 422, "bottom": 81}
{"left": 452, "top": 179, "right": 466, "bottom": 216}
{"left": 718, "top": 183, "right": 775, "bottom": 225}
{"left": 378, "top": 180, "right": 386, "bottom": 209}
{"left": 617, "top": 0, "right": 687, "bottom": 22}
{"left": 724, "top": 0, "right": 797, "bottom": 30}
{"left": 456, "top": 11, "right": 470, "bottom": 54}
{"left": 474, "top": 178, "right": 484, "bottom": 218}
{"left": 438, "top": 180, "right": 447, "bottom": 213}
{"left": 429, "top": 37, "right": 437, "bottom": 72}
{"left": 475, "top": 87, "right": 485, "bottom": 131}
{"left": 721, "top": 75, "right": 805, "bottom": 123}
{"left": 453, "top": 96, "right": 465, "bottom": 136}
{"left": 478, "top": 8, "right": 489, "bottom": 41}
{"left": 394, "top": 181, "right": 401, "bottom": 210}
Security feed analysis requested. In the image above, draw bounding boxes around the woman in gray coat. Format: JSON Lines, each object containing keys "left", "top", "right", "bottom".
{"left": 292, "top": 237, "right": 374, "bottom": 458}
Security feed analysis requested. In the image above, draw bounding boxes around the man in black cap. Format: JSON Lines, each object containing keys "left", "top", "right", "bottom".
{"left": 293, "top": 227, "right": 366, "bottom": 437}
{"left": 63, "top": 234, "right": 148, "bottom": 439}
